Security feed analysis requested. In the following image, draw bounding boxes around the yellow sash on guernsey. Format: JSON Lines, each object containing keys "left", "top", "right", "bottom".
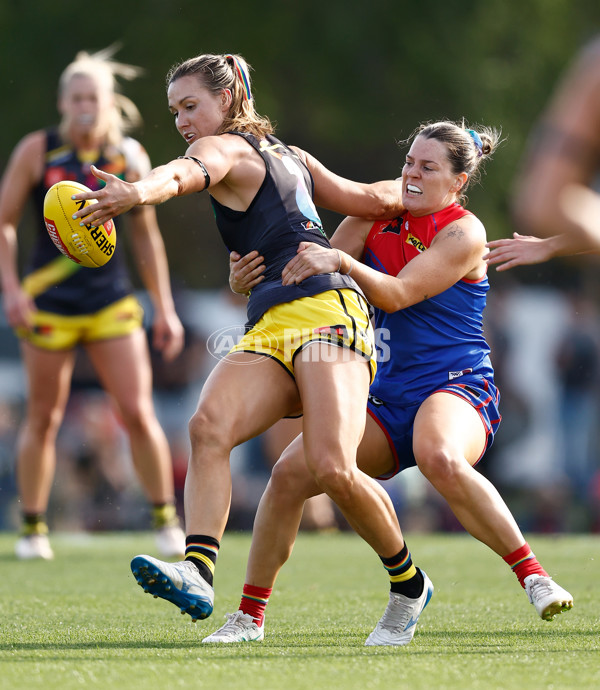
{"left": 22, "top": 255, "right": 81, "bottom": 298}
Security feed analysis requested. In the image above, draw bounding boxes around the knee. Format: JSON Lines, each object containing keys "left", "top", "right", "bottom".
{"left": 310, "top": 459, "right": 355, "bottom": 504}
{"left": 118, "top": 399, "right": 154, "bottom": 436}
{"left": 188, "top": 403, "right": 229, "bottom": 454}
{"left": 415, "top": 445, "right": 465, "bottom": 486}
{"left": 26, "top": 405, "right": 64, "bottom": 439}
{"left": 270, "top": 451, "right": 312, "bottom": 498}
{"left": 269, "top": 460, "right": 300, "bottom": 498}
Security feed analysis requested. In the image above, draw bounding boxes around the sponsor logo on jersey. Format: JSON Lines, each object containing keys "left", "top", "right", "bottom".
{"left": 448, "top": 368, "right": 473, "bottom": 380}
{"left": 379, "top": 219, "right": 401, "bottom": 235}
{"left": 405, "top": 233, "right": 427, "bottom": 253}
{"left": 301, "top": 220, "right": 323, "bottom": 232}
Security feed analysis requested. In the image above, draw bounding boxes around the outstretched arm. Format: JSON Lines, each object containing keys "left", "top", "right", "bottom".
{"left": 293, "top": 147, "right": 404, "bottom": 220}
{"left": 484, "top": 233, "right": 564, "bottom": 271}
{"left": 284, "top": 216, "right": 487, "bottom": 313}
{"left": 512, "top": 37, "right": 600, "bottom": 250}
{"left": 485, "top": 229, "right": 599, "bottom": 271}
{"left": 129, "top": 207, "right": 184, "bottom": 360}
{"left": 71, "top": 135, "right": 235, "bottom": 227}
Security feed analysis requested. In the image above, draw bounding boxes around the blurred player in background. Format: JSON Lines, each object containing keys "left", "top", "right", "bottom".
{"left": 0, "top": 47, "right": 185, "bottom": 560}
{"left": 73, "top": 51, "right": 433, "bottom": 644}
{"left": 486, "top": 34, "right": 600, "bottom": 268}
{"left": 208, "top": 121, "right": 574, "bottom": 644}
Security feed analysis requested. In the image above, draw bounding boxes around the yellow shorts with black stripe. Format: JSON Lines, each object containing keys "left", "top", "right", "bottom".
{"left": 16, "top": 294, "right": 144, "bottom": 351}
{"left": 229, "top": 289, "right": 377, "bottom": 381}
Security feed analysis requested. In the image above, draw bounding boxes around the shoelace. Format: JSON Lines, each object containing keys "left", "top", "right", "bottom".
{"left": 218, "top": 611, "right": 255, "bottom": 634}
{"left": 528, "top": 577, "right": 555, "bottom": 601}
{"left": 180, "top": 561, "right": 200, "bottom": 574}
{"left": 378, "top": 594, "right": 413, "bottom": 631}
{"left": 169, "top": 560, "right": 204, "bottom": 585}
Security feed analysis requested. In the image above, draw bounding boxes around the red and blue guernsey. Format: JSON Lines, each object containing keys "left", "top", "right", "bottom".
{"left": 364, "top": 202, "right": 494, "bottom": 406}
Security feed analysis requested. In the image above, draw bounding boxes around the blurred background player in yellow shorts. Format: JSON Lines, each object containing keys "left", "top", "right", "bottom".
{"left": 0, "top": 47, "right": 185, "bottom": 560}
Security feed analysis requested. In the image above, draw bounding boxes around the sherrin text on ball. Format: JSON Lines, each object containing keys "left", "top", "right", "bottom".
{"left": 43, "top": 180, "right": 116, "bottom": 268}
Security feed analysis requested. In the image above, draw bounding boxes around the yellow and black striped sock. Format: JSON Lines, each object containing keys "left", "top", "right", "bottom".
{"left": 185, "top": 535, "right": 220, "bottom": 586}
{"left": 380, "top": 543, "right": 424, "bottom": 598}
{"left": 152, "top": 503, "right": 179, "bottom": 529}
{"left": 22, "top": 513, "right": 49, "bottom": 536}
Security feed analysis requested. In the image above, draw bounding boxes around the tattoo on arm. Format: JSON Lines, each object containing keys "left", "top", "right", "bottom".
{"left": 444, "top": 222, "right": 465, "bottom": 240}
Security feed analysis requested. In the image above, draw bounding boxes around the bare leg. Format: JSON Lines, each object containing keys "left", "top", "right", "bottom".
{"left": 246, "top": 435, "right": 319, "bottom": 586}
{"left": 85, "top": 330, "right": 174, "bottom": 505}
{"left": 261, "top": 417, "right": 336, "bottom": 530}
{"left": 17, "top": 343, "right": 75, "bottom": 513}
{"left": 414, "top": 392, "right": 525, "bottom": 556}
{"left": 246, "top": 415, "right": 396, "bottom": 587}
{"left": 185, "top": 353, "right": 301, "bottom": 539}
{"left": 295, "top": 344, "right": 403, "bottom": 558}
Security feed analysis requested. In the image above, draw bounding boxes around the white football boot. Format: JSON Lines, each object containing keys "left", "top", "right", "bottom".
{"left": 130, "top": 555, "right": 214, "bottom": 620}
{"left": 524, "top": 574, "right": 573, "bottom": 621}
{"left": 365, "top": 569, "right": 434, "bottom": 646}
{"left": 154, "top": 524, "right": 186, "bottom": 560}
{"left": 15, "top": 534, "right": 54, "bottom": 561}
{"left": 202, "top": 611, "right": 265, "bottom": 643}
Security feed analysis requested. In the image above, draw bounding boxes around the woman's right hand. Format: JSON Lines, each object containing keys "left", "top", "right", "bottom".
{"left": 2, "top": 285, "right": 35, "bottom": 330}
{"left": 484, "top": 232, "right": 556, "bottom": 271}
{"left": 229, "top": 250, "right": 266, "bottom": 295}
{"left": 281, "top": 242, "right": 341, "bottom": 285}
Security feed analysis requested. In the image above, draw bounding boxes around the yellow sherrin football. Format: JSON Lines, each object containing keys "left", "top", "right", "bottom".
{"left": 43, "top": 180, "right": 116, "bottom": 268}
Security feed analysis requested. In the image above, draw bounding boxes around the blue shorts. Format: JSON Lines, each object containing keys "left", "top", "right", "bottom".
{"left": 367, "top": 374, "right": 501, "bottom": 479}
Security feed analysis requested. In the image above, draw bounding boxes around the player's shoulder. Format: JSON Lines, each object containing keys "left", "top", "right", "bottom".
{"left": 439, "top": 208, "right": 486, "bottom": 244}
{"left": 12, "top": 129, "right": 46, "bottom": 158}
{"left": 118, "top": 136, "right": 151, "bottom": 179}
{"left": 4, "top": 129, "right": 47, "bottom": 183}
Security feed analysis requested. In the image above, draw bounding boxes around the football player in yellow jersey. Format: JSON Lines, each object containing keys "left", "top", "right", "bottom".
{"left": 0, "top": 47, "right": 185, "bottom": 560}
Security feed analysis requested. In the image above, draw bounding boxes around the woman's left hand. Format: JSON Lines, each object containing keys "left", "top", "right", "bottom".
{"left": 152, "top": 308, "right": 185, "bottom": 361}
{"left": 282, "top": 242, "right": 339, "bottom": 285}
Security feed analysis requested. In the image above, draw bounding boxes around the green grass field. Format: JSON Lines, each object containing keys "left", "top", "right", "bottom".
{"left": 0, "top": 531, "right": 598, "bottom": 690}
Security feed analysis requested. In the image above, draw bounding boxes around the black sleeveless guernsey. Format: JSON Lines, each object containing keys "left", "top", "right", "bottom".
{"left": 210, "top": 132, "right": 361, "bottom": 327}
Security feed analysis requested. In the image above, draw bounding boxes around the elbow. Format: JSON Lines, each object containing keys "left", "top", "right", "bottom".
{"left": 366, "top": 185, "right": 402, "bottom": 220}
{"left": 512, "top": 200, "right": 551, "bottom": 237}
{"left": 374, "top": 295, "right": 404, "bottom": 314}
{"left": 173, "top": 174, "right": 187, "bottom": 198}
{"left": 374, "top": 196, "right": 400, "bottom": 220}
{"left": 511, "top": 178, "right": 562, "bottom": 238}
{"left": 381, "top": 301, "right": 402, "bottom": 314}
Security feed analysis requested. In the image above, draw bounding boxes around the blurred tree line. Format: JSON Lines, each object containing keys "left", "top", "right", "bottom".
{"left": 1, "top": 0, "right": 599, "bottom": 288}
